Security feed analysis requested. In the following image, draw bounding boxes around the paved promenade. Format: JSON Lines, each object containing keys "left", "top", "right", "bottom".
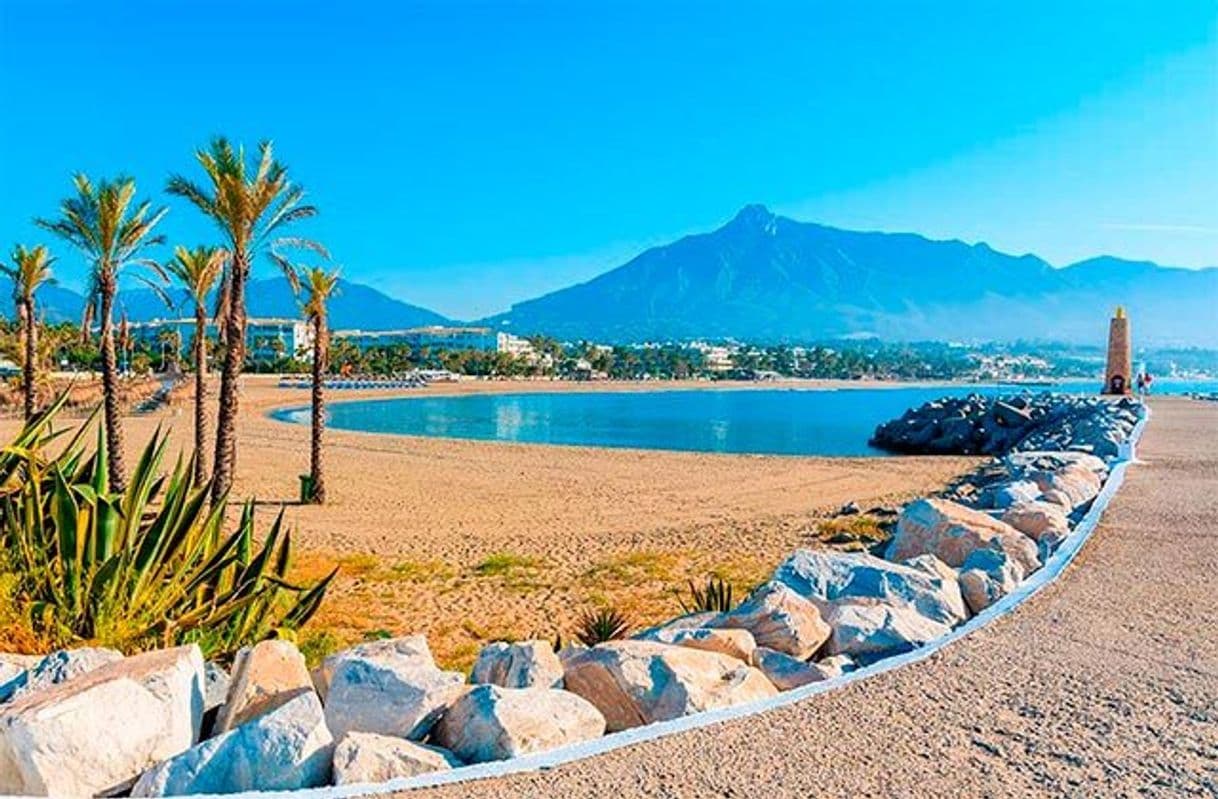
{"left": 401, "top": 397, "right": 1217, "bottom": 798}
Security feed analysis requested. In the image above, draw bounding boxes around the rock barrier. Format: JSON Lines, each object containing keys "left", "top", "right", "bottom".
{"left": 0, "top": 393, "right": 1145, "bottom": 796}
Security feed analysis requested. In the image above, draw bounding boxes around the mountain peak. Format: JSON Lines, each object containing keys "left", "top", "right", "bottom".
{"left": 729, "top": 204, "right": 779, "bottom": 234}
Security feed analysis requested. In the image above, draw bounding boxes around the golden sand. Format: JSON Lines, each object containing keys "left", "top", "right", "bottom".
{"left": 0, "top": 376, "right": 977, "bottom": 669}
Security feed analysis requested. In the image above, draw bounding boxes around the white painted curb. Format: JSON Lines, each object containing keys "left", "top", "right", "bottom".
{"left": 3, "top": 406, "right": 1150, "bottom": 799}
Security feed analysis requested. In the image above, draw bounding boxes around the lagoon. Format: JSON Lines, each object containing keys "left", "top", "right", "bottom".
{"left": 274, "top": 380, "right": 1214, "bottom": 457}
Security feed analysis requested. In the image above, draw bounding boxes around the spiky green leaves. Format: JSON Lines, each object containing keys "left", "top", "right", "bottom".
{"left": 0, "top": 399, "right": 334, "bottom": 659}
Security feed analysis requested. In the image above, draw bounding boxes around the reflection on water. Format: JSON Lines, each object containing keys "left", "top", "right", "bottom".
{"left": 280, "top": 379, "right": 1215, "bottom": 457}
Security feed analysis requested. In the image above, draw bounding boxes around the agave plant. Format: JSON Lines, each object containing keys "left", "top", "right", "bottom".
{"left": 574, "top": 606, "right": 632, "bottom": 646}
{"left": 676, "top": 576, "right": 735, "bottom": 614}
{"left": 0, "top": 395, "right": 335, "bottom": 659}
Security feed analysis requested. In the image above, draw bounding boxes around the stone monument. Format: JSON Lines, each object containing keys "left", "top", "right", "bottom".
{"left": 1103, "top": 306, "right": 1132, "bottom": 395}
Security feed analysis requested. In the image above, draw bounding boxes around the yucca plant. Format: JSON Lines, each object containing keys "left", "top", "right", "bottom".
{"left": 676, "top": 576, "right": 736, "bottom": 614}
{"left": 574, "top": 606, "right": 631, "bottom": 646}
{"left": 0, "top": 395, "right": 335, "bottom": 659}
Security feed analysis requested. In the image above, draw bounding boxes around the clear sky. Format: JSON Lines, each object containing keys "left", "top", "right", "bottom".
{"left": 1, "top": 1, "right": 1215, "bottom": 320}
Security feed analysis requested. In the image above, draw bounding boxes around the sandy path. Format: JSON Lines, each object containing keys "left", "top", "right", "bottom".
{"left": 391, "top": 396, "right": 1218, "bottom": 797}
{"left": 0, "top": 376, "right": 976, "bottom": 667}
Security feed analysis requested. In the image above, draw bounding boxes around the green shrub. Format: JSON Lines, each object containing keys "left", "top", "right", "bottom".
{"left": 0, "top": 396, "right": 335, "bottom": 660}
{"left": 676, "top": 576, "right": 736, "bottom": 614}
{"left": 574, "top": 606, "right": 631, "bottom": 646}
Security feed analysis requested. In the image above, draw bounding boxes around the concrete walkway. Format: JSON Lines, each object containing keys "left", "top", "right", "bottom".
{"left": 401, "top": 398, "right": 1217, "bottom": 798}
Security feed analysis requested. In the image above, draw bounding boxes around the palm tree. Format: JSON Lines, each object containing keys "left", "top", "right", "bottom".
{"left": 164, "top": 245, "right": 226, "bottom": 484}
{"left": 1, "top": 245, "right": 55, "bottom": 419}
{"left": 167, "top": 139, "right": 323, "bottom": 505}
{"left": 36, "top": 176, "right": 168, "bottom": 489}
{"left": 283, "top": 264, "right": 339, "bottom": 504}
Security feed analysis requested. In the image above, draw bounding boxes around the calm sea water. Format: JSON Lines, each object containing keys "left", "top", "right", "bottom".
{"left": 274, "top": 378, "right": 1214, "bottom": 457}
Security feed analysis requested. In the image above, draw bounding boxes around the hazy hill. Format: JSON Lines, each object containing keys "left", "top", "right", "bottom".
{"left": 0, "top": 276, "right": 450, "bottom": 331}
{"left": 483, "top": 205, "right": 1218, "bottom": 346}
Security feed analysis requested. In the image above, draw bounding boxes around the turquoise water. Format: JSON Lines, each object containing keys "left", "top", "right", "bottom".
{"left": 273, "top": 379, "right": 1215, "bottom": 457}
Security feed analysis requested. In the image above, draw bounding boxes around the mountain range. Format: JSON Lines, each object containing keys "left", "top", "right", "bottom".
{"left": 0, "top": 277, "right": 449, "bottom": 332}
{"left": 482, "top": 205, "right": 1218, "bottom": 346}
{"left": 6, "top": 206, "right": 1215, "bottom": 346}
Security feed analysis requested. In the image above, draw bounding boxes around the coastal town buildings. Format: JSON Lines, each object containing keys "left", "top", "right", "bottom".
{"left": 128, "top": 318, "right": 313, "bottom": 362}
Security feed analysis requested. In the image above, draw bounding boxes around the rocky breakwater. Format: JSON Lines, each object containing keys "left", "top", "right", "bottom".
{"left": 0, "top": 393, "right": 1142, "bottom": 796}
{"left": 871, "top": 392, "right": 1141, "bottom": 460}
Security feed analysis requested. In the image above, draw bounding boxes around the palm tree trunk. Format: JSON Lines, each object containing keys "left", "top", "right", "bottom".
{"left": 20, "top": 300, "right": 35, "bottom": 421}
{"left": 210, "top": 252, "right": 247, "bottom": 507}
{"left": 98, "top": 283, "right": 126, "bottom": 491}
{"left": 309, "top": 314, "right": 326, "bottom": 504}
{"left": 193, "top": 304, "right": 208, "bottom": 485}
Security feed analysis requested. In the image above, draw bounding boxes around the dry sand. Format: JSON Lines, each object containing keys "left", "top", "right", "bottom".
{"left": 0, "top": 375, "right": 977, "bottom": 668}
{"left": 393, "top": 396, "right": 1218, "bottom": 798}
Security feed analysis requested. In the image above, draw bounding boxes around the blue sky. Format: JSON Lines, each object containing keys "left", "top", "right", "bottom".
{"left": 1, "top": 1, "right": 1215, "bottom": 320}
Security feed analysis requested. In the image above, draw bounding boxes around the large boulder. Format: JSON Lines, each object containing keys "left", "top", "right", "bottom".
{"left": 324, "top": 639, "right": 465, "bottom": 741}
{"left": 332, "top": 732, "right": 461, "bottom": 785}
{"left": 1030, "top": 464, "right": 1101, "bottom": 509}
{"left": 709, "top": 581, "right": 830, "bottom": 659}
{"left": 887, "top": 498, "right": 1041, "bottom": 577}
{"left": 132, "top": 689, "right": 332, "bottom": 796}
{"left": 471, "top": 640, "right": 564, "bottom": 689}
{"left": 214, "top": 639, "right": 312, "bottom": 733}
{"left": 749, "top": 647, "right": 835, "bottom": 691}
{"left": 958, "top": 548, "right": 1025, "bottom": 614}
{"left": 821, "top": 599, "right": 952, "bottom": 660}
{"left": 316, "top": 634, "right": 435, "bottom": 700}
{"left": 0, "top": 646, "right": 123, "bottom": 703}
{"left": 0, "top": 645, "right": 204, "bottom": 797}
{"left": 639, "top": 626, "right": 757, "bottom": 663}
{"left": 774, "top": 550, "right": 967, "bottom": 627}
{"left": 562, "top": 640, "right": 777, "bottom": 732}
{"left": 432, "top": 685, "right": 605, "bottom": 763}
{"left": 976, "top": 479, "right": 1041, "bottom": 510}
{"left": 1002, "top": 502, "right": 1071, "bottom": 549}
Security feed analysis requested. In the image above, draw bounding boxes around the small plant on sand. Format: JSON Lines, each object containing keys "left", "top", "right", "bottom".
{"left": 574, "top": 606, "right": 632, "bottom": 646}
{"left": 676, "top": 576, "right": 736, "bottom": 614}
{"left": 474, "top": 552, "right": 537, "bottom": 577}
{"left": 0, "top": 396, "right": 336, "bottom": 659}
{"left": 817, "top": 515, "right": 890, "bottom": 544}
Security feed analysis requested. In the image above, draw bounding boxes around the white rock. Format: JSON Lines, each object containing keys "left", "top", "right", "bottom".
{"left": 978, "top": 479, "right": 1041, "bottom": 509}
{"left": 317, "top": 634, "right": 435, "bottom": 700}
{"left": 775, "top": 549, "right": 967, "bottom": 627}
{"left": 709, "top": 581, "right": 830, "bottom": 659}
{"left": 1002, "top": 501, "right": 1071, "bottom": 548}
{"left": 0, "top": 645, "right": 204, "bottom": 797}
{"left": 432, "top": 684, "right": 605, "bottom": 763}
{"left": 132, "top": 689, "right": 332, "bottom": 796}
{"left": 958, "top": 548, "right": 1025, "bottom": 614}
{"left": 324, "top": 642, "right": 465, "bottom": 741}
{"left": 814, "top": 654, "right": 857, "bottom": 678}
{"left": 332, "top": 731, "right": 460, "bottom": 785}
{"left": 822, "top": 599, "right": 952, "bottom": 659}
{"left": 471, "top": 640, "right": 564, "bottom": 689}
{"left": 214, "top": 639, "right": 312, "bottom": 733}
{"left": 639, "top": 627, "right": 757, "bottom": 663}
{"left": 887, "top": 498, "right": 1041, "bottom": 577}
{"left": 1030, "top": 463, "right": 1102, "bottom": 509}
{"left": 0, "top": 646, "right": 123, "bottom": 703}
{"left": 749, "top": 647, "right": 833, "bottom": 691}
{"left": 562, "top": 640, "right": 777, "bottom": 732}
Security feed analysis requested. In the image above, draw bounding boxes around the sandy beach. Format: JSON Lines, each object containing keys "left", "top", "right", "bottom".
{"left": 0, "top": 376, "right": 977, "bottom": 668}
{"left": 395, "top": 396, "right": 1216, "bottom": 798}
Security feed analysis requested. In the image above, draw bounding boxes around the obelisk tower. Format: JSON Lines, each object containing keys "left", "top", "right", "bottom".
{"left": 1103, "top": 306, "right": 1132, "bottom": 395}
